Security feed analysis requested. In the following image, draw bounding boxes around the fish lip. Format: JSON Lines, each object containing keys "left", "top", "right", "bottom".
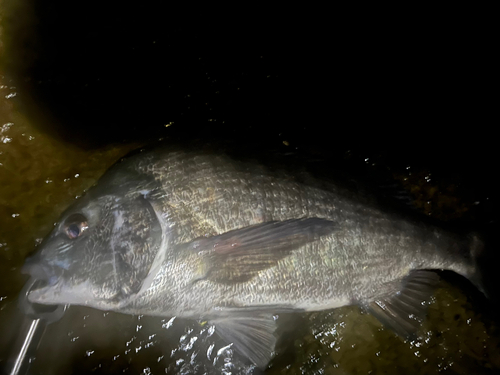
{"left": 23, "top": 275, "right": 64, "bottom": 304}
{"left": 26, "top": 282, "right": 57, "bottom": 303}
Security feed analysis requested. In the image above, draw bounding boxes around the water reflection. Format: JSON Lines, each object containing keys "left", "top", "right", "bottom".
{"left": 20, "top": 306, "right": 260, "bottom": 374}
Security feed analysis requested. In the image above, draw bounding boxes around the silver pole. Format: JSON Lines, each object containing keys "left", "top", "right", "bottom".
{"left": 8, "top": 318, "right": 44, "bottom": 375}
{"left": 6, "top": 278, "right": 67, "bottom": 375}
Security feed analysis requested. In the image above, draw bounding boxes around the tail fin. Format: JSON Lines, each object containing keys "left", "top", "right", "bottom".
{"left": 467, "top": 229, "right": 500, "bottom": 306}
{"left": 467, "top": 234, "right": 487, "bottom": 297}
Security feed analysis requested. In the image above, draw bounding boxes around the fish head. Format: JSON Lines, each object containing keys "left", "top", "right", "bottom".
{"left": 22, "top": 189, "right": 163, "bottom": 311}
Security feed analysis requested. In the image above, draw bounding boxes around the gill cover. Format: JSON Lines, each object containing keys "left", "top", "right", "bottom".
{"left": 95, "top": 194, "right": 163, "bottom": 302}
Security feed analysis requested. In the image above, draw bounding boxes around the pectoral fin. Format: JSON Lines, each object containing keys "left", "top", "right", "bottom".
{"left": 186, "top": 218, "right": 335, "bottom": 283}
{"left": 368, "top": 270, "right": 440, "bottom": 339}
{"left": 210, "top": 313, "right": 278, "bottom": 369}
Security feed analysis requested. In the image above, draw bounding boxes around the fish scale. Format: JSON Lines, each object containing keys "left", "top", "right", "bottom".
{"left": 122, "top": 150, "right": 471, "bottom": 310}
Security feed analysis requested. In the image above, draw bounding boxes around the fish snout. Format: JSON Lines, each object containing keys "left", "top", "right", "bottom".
{"left": 21, "top": 257, "right": 62, "bottom": 286}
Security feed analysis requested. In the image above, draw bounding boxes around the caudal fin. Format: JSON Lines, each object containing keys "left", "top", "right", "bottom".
{"left": 467, "top": 234, "right": 487, "bottom": 297}
{"left": 470, "top": 231, "right": 500, "bottom": 303}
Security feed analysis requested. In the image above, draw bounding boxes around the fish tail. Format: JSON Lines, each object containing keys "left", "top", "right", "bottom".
{"left": 467, "top": 233, "right": 487, "bottom": 297}
{"left": 470, "top": 228, "right": 500, "bottom": 304}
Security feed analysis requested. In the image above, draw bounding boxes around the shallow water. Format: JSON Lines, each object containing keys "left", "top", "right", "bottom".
{"left": 1, "top": 3, "right": 500, "bottom": 374}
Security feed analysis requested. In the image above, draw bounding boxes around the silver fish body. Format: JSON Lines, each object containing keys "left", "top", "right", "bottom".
{"left": 22, "top": 143, "right": 483, "bottom": 367}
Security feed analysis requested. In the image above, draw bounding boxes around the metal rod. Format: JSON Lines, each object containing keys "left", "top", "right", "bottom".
{"left": 8, "top": 318, "right": 45, "bottom": 375}
{"left": 7, "top": 277, "right": 67, "bottom": 375}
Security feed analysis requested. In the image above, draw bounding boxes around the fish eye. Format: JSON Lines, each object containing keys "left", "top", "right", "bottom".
{"left": 64, "top": 213, "right": 88, "bottom": 240}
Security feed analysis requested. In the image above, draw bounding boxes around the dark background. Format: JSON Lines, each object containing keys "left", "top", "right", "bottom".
{"left": 2, "top": 2, "right": 497, "bottom": 231}
{"left": 2, "top": 3, "right": 497, "bottom": 234}
{"left": 2, "top": 3, "right": 496, "bottom": 223}
{"left": 3, "top": 4, "right": 494, "bottom": 147}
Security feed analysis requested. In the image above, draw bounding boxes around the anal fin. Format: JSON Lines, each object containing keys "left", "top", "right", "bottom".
{"left": 210, "top": 313, "right": 278, "bottom": 369}
{"left": 368, "top": 270, "right": 440, "bottom": 339}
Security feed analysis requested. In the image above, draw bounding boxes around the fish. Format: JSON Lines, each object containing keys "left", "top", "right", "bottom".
{"left": 21, "top": 141, "right": 485, "bottom": 369}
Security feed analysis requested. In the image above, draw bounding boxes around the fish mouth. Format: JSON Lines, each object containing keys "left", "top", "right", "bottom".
{"left": 25, "top": 278, "right": 60, "bottom": 302}
{"left": 18, "top": 276, "right": 67, "bottom": 322}
{"left": 20, "top": 256, "right": 67, "bottom": 321}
